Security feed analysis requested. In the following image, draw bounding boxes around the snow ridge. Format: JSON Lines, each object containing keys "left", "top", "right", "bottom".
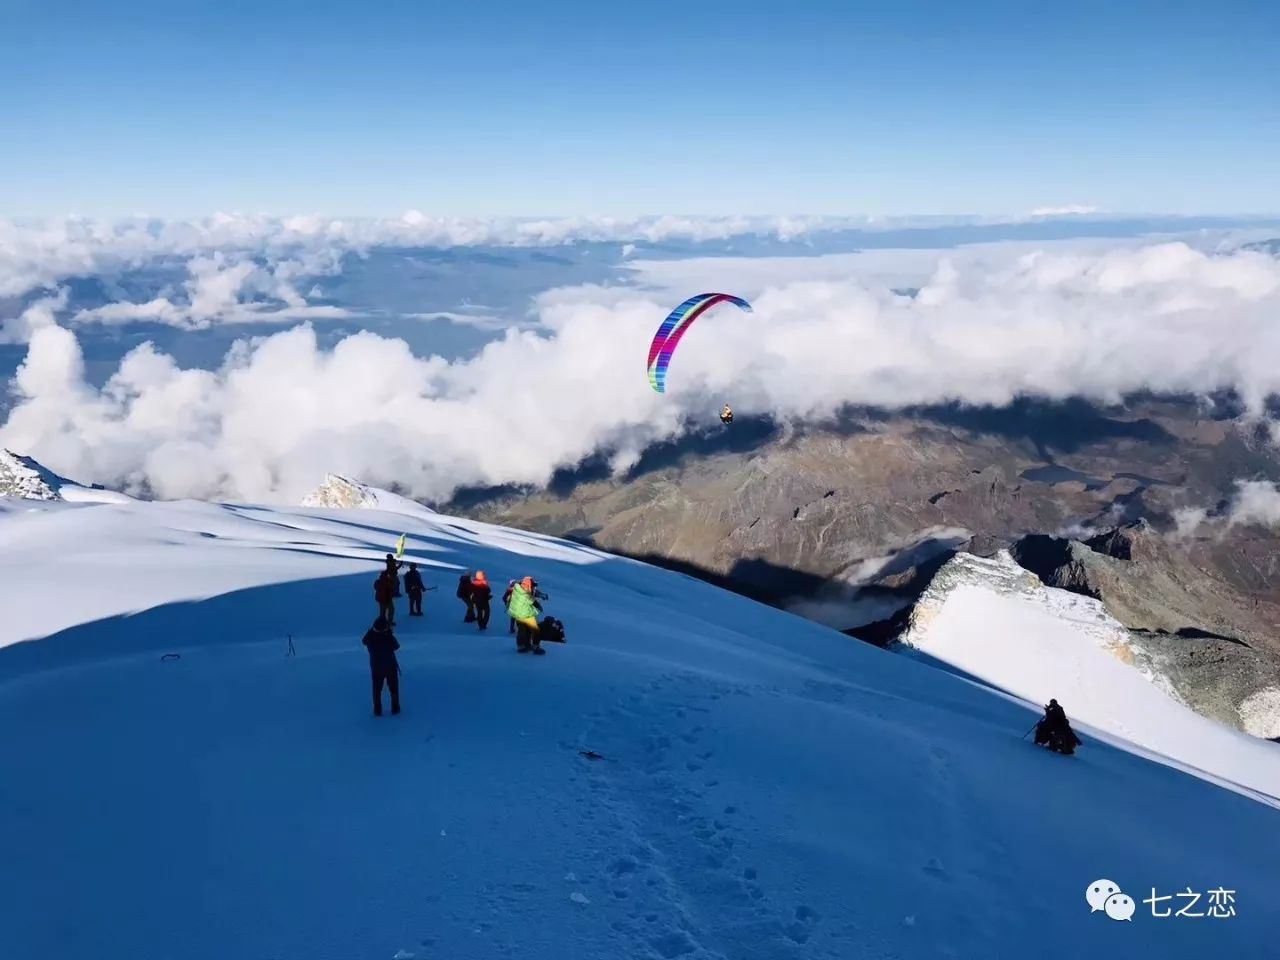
{"left": 901, "top": 550, "right": 1168, "bottom": 687}
{"left": 898, "top": 549, "right": 1280, "bottom": 801}
{"left": 301, "top": 473, "right": 437, "bottom": 518}
{"left": 300, "top": 473, "right": 385, "bottom": 509}
{"left": 0, "top": 448, "right": 69, "bottom": 500}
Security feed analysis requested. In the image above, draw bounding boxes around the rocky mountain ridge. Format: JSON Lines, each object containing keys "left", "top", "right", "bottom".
{"left": 0, "top": 449, "right": 71, "bottom": 500}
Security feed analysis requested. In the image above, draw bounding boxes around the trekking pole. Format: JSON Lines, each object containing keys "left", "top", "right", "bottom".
{"left": 1021, "top": 721, "right": 1038, "bottom": 740}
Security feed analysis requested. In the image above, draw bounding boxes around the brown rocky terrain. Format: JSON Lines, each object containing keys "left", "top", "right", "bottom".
{"left": 454, "top": 396, "right": 1280, "bottom": 736}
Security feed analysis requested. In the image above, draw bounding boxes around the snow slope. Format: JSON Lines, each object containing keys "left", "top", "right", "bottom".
{"left": 1, "top": 498, "right": 1279, "bottom": 960}
{"left": 899, "top": 552, "right": 1280, "bottom": 803}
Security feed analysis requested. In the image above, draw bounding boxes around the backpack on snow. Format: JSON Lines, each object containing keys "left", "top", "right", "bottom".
{"left": 539, "top": 617, "right": 566, "bottom": 644}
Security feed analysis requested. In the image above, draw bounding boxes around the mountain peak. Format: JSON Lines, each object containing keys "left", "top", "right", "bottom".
{"left": 300, "top": 473, "right": 384, "bottom": 510}
{"left": 300, "top": 473, "right": 436, "bottom": 518}
{"left": 0, "top": 449, "right": 74, "bottom": 501}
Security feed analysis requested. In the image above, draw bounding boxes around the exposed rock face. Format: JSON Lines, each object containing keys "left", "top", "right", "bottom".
{"left": 0, "top": 449, "right": 71, "bottom": 500}
{"left": 301, "top": 474, "right": 384, "bottom": 509}
{"left": 1127, "top": 632, "right": 1280, "bottom": 736}
{"left": 1239, "top": 688, "right": 1280, "bottom": 740}
{"left": 1010, "top": 523, "right": 1280, "bottom": 737}
{"left": 1011, "top": 521, "right": 1280, "bottom": 655}
{"left": 460, "top": 398, "right": 1280, "bottom": 626}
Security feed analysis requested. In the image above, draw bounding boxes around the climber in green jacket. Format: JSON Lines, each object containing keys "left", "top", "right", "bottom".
{"left": 507, "top": 576, "right": 543, "bottom": 655}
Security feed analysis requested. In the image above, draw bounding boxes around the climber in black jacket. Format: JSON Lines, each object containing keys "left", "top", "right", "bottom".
{"left": 362, "top": 617, "right": 401, "bottom": 716}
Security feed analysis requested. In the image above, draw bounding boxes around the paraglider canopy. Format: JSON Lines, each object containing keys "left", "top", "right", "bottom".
{"left": 647, "top": 293, "right": 752, "bottom": 394}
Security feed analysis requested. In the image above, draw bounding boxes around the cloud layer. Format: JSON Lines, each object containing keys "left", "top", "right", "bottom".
{"left": 4, "top": 212, "right": 1274, "bottom": 347}
{"left": 4, "top": 239, "right": 1280, "bottom": 505}
{"left": 0, "top": 212, "right": 885, "bottom": 304}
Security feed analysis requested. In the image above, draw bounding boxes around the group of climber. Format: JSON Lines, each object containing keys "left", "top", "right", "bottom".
{"left": 364, "top": 553, "right": 564, "bottom": 715}
{"left": 366, "top": 554, "right": 1090, "bottom": 744}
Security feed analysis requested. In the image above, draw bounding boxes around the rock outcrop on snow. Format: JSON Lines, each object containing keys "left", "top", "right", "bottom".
{"left": 301, "top": 473, "right": 436, "bottom": 518}
{"left": 0, "top": 451, "right": 132, "bottom": 505}
{"left": 898, "top": 550, "right": 1178, "bottom": 690}
{"left": 1010, "top": 522, "right": 1280, "bottom": 737}
{"left": 0, "top": 449, "right": 70, "bottom": 500}
{"left": 301, "top": 474, "right": 385, "bottom": 509}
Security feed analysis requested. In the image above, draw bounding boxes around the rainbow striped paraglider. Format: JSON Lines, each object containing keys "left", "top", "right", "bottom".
{"left": 646, "top": 293, "right": 752, "bottom": 393}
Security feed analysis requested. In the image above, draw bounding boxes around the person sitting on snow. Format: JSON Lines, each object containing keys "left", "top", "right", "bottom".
{"left": 1034, "top": 698, "right": 1081, "bottom": 755}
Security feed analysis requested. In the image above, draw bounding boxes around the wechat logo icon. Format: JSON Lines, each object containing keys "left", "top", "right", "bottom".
{"left": 1086, "top": 879, "right": 1135, "bottom": 921}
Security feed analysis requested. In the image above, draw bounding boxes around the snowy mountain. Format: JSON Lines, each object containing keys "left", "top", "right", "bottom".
{"left": 302, "top": 471, "right": 435, "bottom": 515}
{"left": 1, "top": 491, "right": 1278, "bottom": 959}
{"left": 0, "top": 448, "right": 131, "bottom": 504}
{"left": 0, "top": 448, "right": 74, "bottom": 500}
{"left": 898, "top": 551, "right": 1280, "bottom": 799}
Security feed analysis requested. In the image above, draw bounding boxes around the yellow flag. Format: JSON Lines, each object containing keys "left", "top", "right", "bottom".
{"left": 395, "top": 533, "right": 407, "bottom": 558}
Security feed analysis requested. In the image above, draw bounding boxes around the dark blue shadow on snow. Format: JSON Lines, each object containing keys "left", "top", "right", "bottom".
{"left": 0, "top": 572, "right": 381, "bottom": 680}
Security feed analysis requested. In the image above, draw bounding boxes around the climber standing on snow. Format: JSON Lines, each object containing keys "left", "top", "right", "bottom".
{"left": 503, "top": 579, "right": 517, "bottom": 633}
{"left": 457, "top": 572, "right": 476, "bottom": 623}
{"left": 507, "top": 576, "right": 544, "bottom": 654}
{"left": 404, "top": 562, "right": 430, "bottom": 617}
{"left": 362, "top": 616, "right": 401, "bottom": 716}
{"left": 384, "top": 554, "right": 403, "bottom": 597}
{"left": 470, "top": 570, "right": 492, "bottom": 630}
{"left": 374, "top": 570, "right": 397, "bottom": 625}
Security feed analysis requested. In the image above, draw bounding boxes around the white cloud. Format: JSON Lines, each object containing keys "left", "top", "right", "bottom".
{"left": 1026, "top": 205, "right": 1101, "bottom": 218}
{"left": 0, "top": 288, "right": 67, "bottom": 344}
{"left": 0, "top": 213, "right": 894, "bottom": 342}
{"left": 67, "top": 252, "right": 350, "bottom": 331}
{"left": 1171, "top": 481, "right": 1280, "bottom": 538}
{"left": 1172, "top": 506, "right": 1210, "bottom": 538}
{"left": 1227, "top": 481, "right": 1280, "bottom": 528}
{"left": 3, "top": 241, "right": 1280, "bottom": 505}
{"left": 0, "top": 213, "right": 881, "bottom": 305}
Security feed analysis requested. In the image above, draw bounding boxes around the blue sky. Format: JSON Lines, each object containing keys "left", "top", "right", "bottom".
{"left": 1, "top": 0, "right": 1277, "bottom": 217}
